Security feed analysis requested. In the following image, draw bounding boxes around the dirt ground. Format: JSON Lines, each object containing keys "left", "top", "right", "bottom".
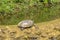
{"left": 0, "top": 19, "right": 60, "bottom": 40}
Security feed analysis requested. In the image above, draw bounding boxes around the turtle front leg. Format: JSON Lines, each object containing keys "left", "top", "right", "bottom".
{"left": 20, "top": 27, "right": 25, "bottom": 31}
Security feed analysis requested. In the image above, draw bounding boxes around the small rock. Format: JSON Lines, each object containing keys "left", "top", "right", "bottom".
{"left": 49, "top": 37, "right": 56, "bottom": 40}
{"left": 28, "top": 34, "right": 39, "bottom": 40}
{"left": 9, "top": 31, "right": 17, "bottom": 37}
{"left": 56, "top": 35, "right": 60, "bottom": 40}
{"left": 0, "top": 36, "right": 6, "bottom": 40}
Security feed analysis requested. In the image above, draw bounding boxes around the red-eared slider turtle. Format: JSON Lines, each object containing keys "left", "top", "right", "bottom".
{"left": 17, "top": 20, "right": 37, "bottom": 30}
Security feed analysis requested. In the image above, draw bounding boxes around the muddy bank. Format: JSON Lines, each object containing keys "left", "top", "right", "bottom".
{"left": 0, "top": 19, "right": 60, "bottom": 40}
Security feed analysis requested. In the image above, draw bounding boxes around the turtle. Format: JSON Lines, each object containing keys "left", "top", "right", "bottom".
{"left": 17, "top": 20, "right": 37, "bottom": 30}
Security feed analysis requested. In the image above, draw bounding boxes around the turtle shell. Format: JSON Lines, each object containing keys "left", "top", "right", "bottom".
{"left": 18, "top": 20, "right": 34, "bottom": 28}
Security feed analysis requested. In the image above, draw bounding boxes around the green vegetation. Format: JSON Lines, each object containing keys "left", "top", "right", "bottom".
{"left": 0, "top": 0, "right": 60, "bottom": 25}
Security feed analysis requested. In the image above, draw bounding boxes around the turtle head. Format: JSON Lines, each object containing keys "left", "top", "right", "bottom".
{"left": 18, "top": 26, "right": 25, "bottom": 31}
{"left": 33, "top": 24, "right": 39, "bottom": 30}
